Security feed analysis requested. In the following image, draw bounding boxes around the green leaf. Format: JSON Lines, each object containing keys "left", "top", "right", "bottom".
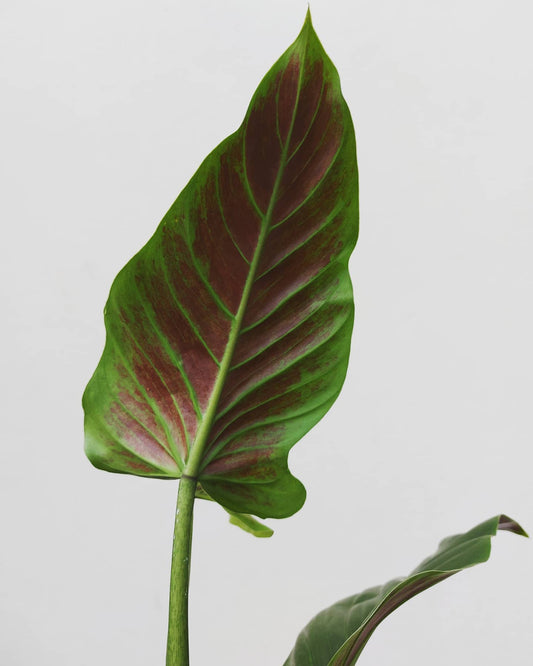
{"left": 284, "top": 515, "right": 528, "bottom": 666}
{"left": 227, "top": 511, "right": 274, "bottom": 538}
{"left": 83, "top": 11, "right": 358, "bottom": 520}
{"left": 195, "top": 483, "right": 273, "bottom": 537}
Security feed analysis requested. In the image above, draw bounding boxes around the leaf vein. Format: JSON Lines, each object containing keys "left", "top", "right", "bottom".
{"left": 241, "top": 260, "right": 347, "bottom": 335}
{"left": 287, "top": 76, "right": 325, "bottom": 162}
{"left": 159, "top": 244, "right": 222, "bottom": 367}
{"left": 97, "top": 359, "right": 181, "bottom": 473}
{"left": 204, "top": 365, "right": 344, "bottom": 466}
{"left": 127, "top": 278, "right": 203, "bottom": 419}
{"left": 181, "top": 234, "right": 236, "bottom": 320}
{"left": 255, "top": 198, "right": 346, "bottom": 281}
{"left": 272, "top": 134, "right": 345, "bottom": 230}
{"left": 105, "top": 323, "right": 187, "bottom": 461}
{"left": 231, "top": 298, "right": 343, "bottom": 372}
{"left": 89, "top": 407, "right": 178, "bottom": 476}
{"left": 218, "top": 314, "right": 351, "bottom": 420}
{"left": 215, "top": 164, "right": 251, "bottom": 266}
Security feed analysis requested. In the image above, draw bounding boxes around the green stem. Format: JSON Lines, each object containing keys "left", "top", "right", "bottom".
{"left": 166, "top": 475, "right": 197, "bottom": 666}
{"left": 164, "top": 27, "right": 310, "bottom": 666}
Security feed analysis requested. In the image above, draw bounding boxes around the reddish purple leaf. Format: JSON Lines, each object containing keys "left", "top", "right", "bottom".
{"left": 83, "top": 13, "right": 359, "bottom": 519}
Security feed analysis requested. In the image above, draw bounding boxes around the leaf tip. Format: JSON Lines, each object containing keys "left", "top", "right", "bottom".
{"left": 295, "top": 4, "right": 317, "bottom": 48}
{"left": 498, "top": 514, "right": 529, "bottom": 538}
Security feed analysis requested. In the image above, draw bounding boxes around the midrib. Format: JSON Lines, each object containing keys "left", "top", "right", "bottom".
{"left": 184, "top": 45, "right": 307, "bottom": 479}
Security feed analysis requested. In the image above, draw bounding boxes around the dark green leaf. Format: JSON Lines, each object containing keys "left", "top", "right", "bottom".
{"left": 83, "top": 11, "right": 358, "bottom": 520}
{"left": 284, "top": 515, "right": 528, "bottom": 666}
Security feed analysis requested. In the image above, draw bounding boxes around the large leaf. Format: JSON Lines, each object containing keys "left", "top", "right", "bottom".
{"left": 83, "top": 12, "right": 358, "bottom": 519}
{"left": 284, "top": 515, "right": 527, "bottom": 666}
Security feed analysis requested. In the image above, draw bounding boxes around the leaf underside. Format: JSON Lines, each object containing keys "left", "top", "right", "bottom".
{"left": 83, "top": 13, "right": 359, "bottom": 519}
{"left": 283, "top": 515, "right": 528, "bottom": 666}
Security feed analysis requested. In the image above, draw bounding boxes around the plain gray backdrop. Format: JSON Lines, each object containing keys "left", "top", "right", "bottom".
{"left": 1, "top": 1, "right": 532, "bottom": 664}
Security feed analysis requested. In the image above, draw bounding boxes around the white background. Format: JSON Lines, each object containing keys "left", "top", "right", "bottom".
{"left": 1, "top": 1, "right": 532, "bottom": 664}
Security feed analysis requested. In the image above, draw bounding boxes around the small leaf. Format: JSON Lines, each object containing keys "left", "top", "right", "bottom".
{"left": 83, "top": 11, "right": 358, "bottom": 520}
{"left": 227, "top": 511, "right": 274, "bottom": 538}
{"left": 284, "top": 515, "right": 528, "bottom": 666}
{"left": 196, "top": 483, "right": 273, "bottom": 537}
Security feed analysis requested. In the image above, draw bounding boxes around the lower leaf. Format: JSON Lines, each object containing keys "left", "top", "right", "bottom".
{"left": 283, "top": 514, "right": 527, "bottom": 666}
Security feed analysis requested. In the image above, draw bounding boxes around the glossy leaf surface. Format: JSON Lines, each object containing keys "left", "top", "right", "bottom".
{"left": 284, "top": 515, "right": 527, "bottom": 666}
{"left": 83, "top": 13, "right": 358, "bottom": 519}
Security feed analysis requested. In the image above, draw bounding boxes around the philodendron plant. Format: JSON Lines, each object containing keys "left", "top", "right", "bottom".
{"left": 83, "top": 12, "right": 527, "bottom": 666}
